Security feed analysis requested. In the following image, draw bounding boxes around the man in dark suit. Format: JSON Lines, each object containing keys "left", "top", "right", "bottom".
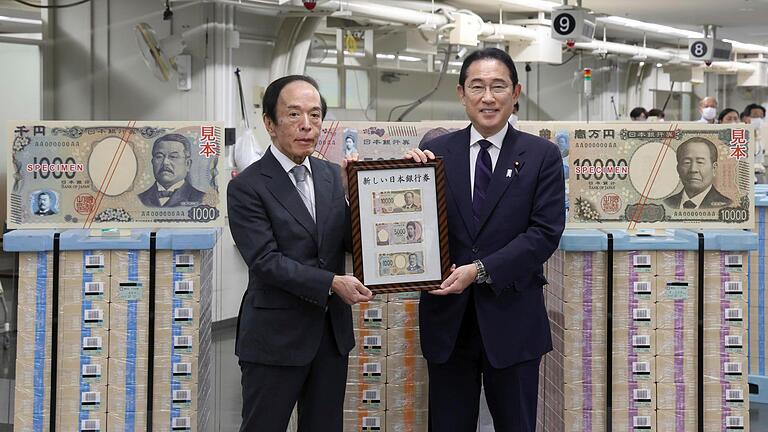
{"left": 138, "top": 134, "right": 206, "bottom": 207}
{"left": 34, "top": 191, "right": 56, "bottom": 215}
{"left": 663, "top": 137, "right": 732, "bottom": 209}
{"left": 407, "top": 48, "right": 565, "bottom": 432}
{"left": 228, "top": 75, "right": 372, "bottom": 432}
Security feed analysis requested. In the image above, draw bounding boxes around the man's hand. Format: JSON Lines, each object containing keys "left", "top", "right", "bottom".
{"left": 340, "top": 154, "right": 359, "bottom": 197}
{"left": 429, "top": 264, "right": 477, "bottom": 295}
{"left": 404, "top": 148, "right": 435, "bottom": 163}
{"left": 332, "top": 275, "right": 374, "bottom": 305}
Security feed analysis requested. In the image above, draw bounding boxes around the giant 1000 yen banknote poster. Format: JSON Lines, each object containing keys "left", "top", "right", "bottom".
{"left": 532, "top": 123, "right": 754, "bottom": 229}
{"left": 8, "top": 121, "right": 225, "bottom": 228}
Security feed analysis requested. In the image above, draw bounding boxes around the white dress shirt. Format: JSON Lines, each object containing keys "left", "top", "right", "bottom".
{"left": 469, "top": 122, "right": 508, "bottom": 199}
{"left": 679, "top": 185, "right": 712, "bottom": 209}
{"left": 270, "top": 145, "right": 315, "bottom": 215}
{"left": 157, "top": 179, "right": 185, "bottom": 206}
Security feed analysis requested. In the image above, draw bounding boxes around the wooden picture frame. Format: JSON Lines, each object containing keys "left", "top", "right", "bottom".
{"left": 347, "top": 158, "right": 450, "bottom": 294}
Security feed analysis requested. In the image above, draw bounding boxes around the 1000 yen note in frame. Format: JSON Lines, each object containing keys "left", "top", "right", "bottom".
{"left": 372, "top": 189, "right": 422, "bottom": 214}
{"left": 560, "top": 124, "right": 755, "bottom": 229}
{"left": 378, "top": 251, "right": 425, "bottom": 277}
{"left": 375, "top": 220, "right": 423, "bottom": 246}
{"left": 8, "top": 121, "right": 225, "bottom": 228}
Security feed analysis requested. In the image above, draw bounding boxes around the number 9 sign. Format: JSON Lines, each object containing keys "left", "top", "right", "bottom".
{"left": 554, "top": 12, "right": 576, "bottom": 36}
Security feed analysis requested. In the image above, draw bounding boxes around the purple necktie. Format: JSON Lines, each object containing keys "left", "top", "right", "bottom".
{"left": 473, "top": 139, "right": 493, "bottom": 225}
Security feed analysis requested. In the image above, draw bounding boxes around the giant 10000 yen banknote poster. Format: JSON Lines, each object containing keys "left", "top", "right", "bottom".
{"left": 531, "top": 123, "right": 755, "bottom": 229}
{"left": 8, "top": 122, "right": 225, "bottom": 228}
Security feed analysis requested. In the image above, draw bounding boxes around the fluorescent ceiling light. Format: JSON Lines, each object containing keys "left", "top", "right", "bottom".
{"left": 499, "top": 0, "right": 558, "bottom": 12}
{"left": 596, "top": 16, "right": 702, "bottom": 39}
{"left": 0, "top": 15, "right": 42, "bottom": 25}
{"left": 375, "top": 54, "right": 422, "bottom": 62}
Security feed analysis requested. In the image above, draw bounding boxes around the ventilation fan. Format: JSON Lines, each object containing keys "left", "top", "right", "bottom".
{"left": 135, "top": 22, "right": 186, "bottom": 81}
{"left": 308, "top": 35, "right": 330, "bottom": 64}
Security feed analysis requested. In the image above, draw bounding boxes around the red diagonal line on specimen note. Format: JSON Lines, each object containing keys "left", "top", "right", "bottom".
{"left": 317, "top": 121, "right": 333, "bottom": 156}
{"left": 84, "top": 120, "right": 137, "bottom": 228}
{"left": 627, "top": 123, "right": 678, "bottom": 230}
{"left": 320, "top": 121, "right": 339, "bottom": 157}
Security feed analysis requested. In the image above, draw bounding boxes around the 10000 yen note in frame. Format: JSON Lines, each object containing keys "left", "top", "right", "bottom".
{"left": 8, "top": 121, "right": 225, "bottom": 228}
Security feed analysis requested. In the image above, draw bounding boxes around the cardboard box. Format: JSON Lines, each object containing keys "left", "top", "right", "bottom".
{"left": 562, "top": 409, "right": 607, "bottom": 432}
{"left": 556, "top": 327, "right": 607, "bottom": 358}
{"left": 13, "top": 385, "right": 50, "bottom": 431}
{"left": 59, "top": 276, "right": 109, "bottom": 306}
{"left": 56, "top": 410, "right": 105, "bottom": 432}
{"left": 110, "top": 250, "right": 150, "bottom": 279}
{"left": 15, "top": 330, "right": 52, "bottom": 369}
{"left": 110, "top": 277, "right": 150, "bottom": 304}
{"left": 386, "top": 291, "right": 421, "bottom": 301}
{"left": 386, "top": 383, "right": 428, "bottom": 410}
{"left": 656, "top": 300, "right": 697, "bottom": 330}
{"left": 656, "top": 382, "right": 697, "bottom": 410}
{"left": 344, "top": 383, "right": 386, "bottom": 411}
{"left": 610, "top": 408, "right": 656, "bottom": 432}
{"left": 613, "top": 251, "right": 656, "bottom": 277}
{"left": 655, "top": 276, "right": 697, "bottom": 302}
{"left": 152, "top": 410, "right": 198, "bottom": 432}
{"left": 657, "top": 410, "right": 697, "bottom": 432}
{"left": 16, "top": 303, "right": 53, "bottom": 335}
{"left": 656, "top": 355, "right": 698, "bottom": 384}
{"left": 610, "top": 382, "right": 655, "bottom": 410}
{"left": 656, "top": 329, "right": 696, "bottom": 356}
{"left": 703, "top": 409, "right": 749, "bottom": 432}
{"left": 386, "top": 327, "right": 420, "bottom": 356}
{"left": 109, "top": 356, "right": 151, "bottom": 388}
{"left": 656, "top": 250, "right": 696, "bottom": 276}
{"left": 704, "top": 299, "right": 747, "bottom": 329}
{"left": 386, "top": 355, "right": 427, "bottom": 384}
{"left": 19, "top": 251, "right": 53, "bottom": 278}
{"left": 58, "top": 356, "right": 108, "bottom": 387}
{"left": 352, "top": 303, "right": 388, "bottom": 329}
{"left": 14, "top": 410, "right": 51, "bottom": 432}
{"left": 343, "top": 410, "right": 385, "bottom": 432}
{"left": 56, "top": 384, "right": 107, "bottom": 414}
{"left": 558, "top": 355, "right": 607, "bottom": 385}
{"left": 109, "top": 326, "right": 149, "bottom": 360}
{"left": 59, "top": 301, "right": 109, "bottom": 331}
{"left": 562, "top": 383, "right": 606, "bottom": 411}
{"left": 704, "top": 354, "right": 748, "bottom": 384}
{"left": 612, "top": 300, "right": 655, "bottom": 330}
{"left": 58, "top": 327, "right": 109, "bottom": 359}
{"left": 154, "top": 300, "right": 201, "bottom": 330}
{"left": 557, "top": 250, "right": 607, "bottom": 279}
{"left": 557, "top": 301, "right": 607, "bottom": 331}
{"left": 611, "top": 354, "right": 655, "bottom": 383}
{"left": 348, "top": 355, "right": 387, "bottom": 384}
{"left": 107, "top": 411, "right": 147, "bottom": 431}
{"left": 156, "top": 273, "right": 201, "bottom": 303}
{"left": 704, "top": 274, "right": 748, "bottom": 303}
{"left": 156, "top": 250, "right": 202, "bottom": 275}
{"left": 109, "top": 300, "right": 150, "bottom": 331}
{"left": 59, "top": 250, "right": 109, "bottom": 277}
{"left": 704, "top": 251, "right": 748, "bottom": 276}
{"left": 385, "top": 409, "right": 428, "bottom": 432}
{"left": 350, "top": 329, "right": 387, "bottom": 356}
{"left": 16, "top": 275, "right": 53, "bottom": 307}
{"left": 153, "top": 380, "right": 198, "bottom": 412}
{"left": 154, "top": 327, "right": 200, "bottom": 358}
{"left": 154, "top": 355, "right": 199, "bottom": 386}
{"left": 387, "top": 300, "right": 419, "bottom": 329}
{"left": 611, "top": 329, "right": 655, "bottom": 357}
{"left": 704, "top": 381, "right": 748, "bottom": 411}
{"left": 705, "top": 327, "right": 747, "bottom": 356}
{"left": 107, "top": 384, "right": 148, "bottom": 417}
{"left": 612, "top": 277, "right": 656, "bottom": 304}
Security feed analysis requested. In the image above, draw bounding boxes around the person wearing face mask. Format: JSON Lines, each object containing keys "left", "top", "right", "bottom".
{"left": 697, "top": 96, "right": 718, "bottom": 123}
{"left": 745, "top": 103, "right": 767, "bottom": 183}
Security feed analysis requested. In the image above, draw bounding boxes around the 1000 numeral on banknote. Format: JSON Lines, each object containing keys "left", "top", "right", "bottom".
{"left": 378, "top": 251, "right": 425, "bottom": 277}
{"left": 559, "top": 124, "right": 754, "bottom": 229}
{"left": 8, "top": 121, "right": 225, "bottom": 228}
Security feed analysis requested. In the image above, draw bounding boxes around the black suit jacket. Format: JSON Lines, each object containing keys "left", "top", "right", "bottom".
{"left": 663, "top": 186, "right": 733, "bottom": 209}
{"left": 138, "top": 181, "right": 205, "bottom": 207}
{"left": 419, "top": 125, "right": 565, "bottom": 368}
{"left": 227, "top": 148, "right": 354, "bottom": 366}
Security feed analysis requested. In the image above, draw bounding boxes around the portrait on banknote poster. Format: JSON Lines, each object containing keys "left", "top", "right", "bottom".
{"left": 347, "top": 159, "right": 450, "bottom": 294}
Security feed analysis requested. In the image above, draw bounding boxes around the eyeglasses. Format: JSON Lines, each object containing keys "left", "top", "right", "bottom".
{"left": 465, "top": 83, "right": 512, "bottom": 96}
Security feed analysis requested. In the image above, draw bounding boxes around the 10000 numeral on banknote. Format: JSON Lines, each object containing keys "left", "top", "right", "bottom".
{"left": 8, "top": 121, "right": 225, "bottom": 228}
{"left": 552, "top": 124, "right": 755, "bottom": 229}
{"left": 372, "top": 189, "right": 422, "bottom": 214}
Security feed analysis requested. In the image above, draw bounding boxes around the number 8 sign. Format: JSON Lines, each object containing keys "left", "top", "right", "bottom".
{"left": 690, "top": 41, "right": 708, "bottom": 59}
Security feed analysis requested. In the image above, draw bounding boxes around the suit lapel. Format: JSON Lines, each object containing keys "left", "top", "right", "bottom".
{"left": 476, "top": 127, "right": 525, "bottom": 233}
{"left": 311, "top": 158, "right": 333, "bottom": 252}
{"left": 164, "top": 182, "right": 189, "bottom": 207}
{"left": 445, "top": 127, "right": 476, "bottom": 239}
{"left": 262, "top": 150, "right": 318, "bottom": 243}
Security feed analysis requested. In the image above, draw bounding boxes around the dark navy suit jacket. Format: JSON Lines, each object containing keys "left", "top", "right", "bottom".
{"left": 419, "top": 125, "right": 566, "bottom": 368}
{"left": 227, "top": 148, "right": 353, "bottom": 366}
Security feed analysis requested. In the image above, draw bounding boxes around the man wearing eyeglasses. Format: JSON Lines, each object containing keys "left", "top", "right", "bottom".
{"left": 406, "top": 48, "right": 565, "bottom": 432}
{"left": 138, "top": 134, "right": 206, "bottom": 207}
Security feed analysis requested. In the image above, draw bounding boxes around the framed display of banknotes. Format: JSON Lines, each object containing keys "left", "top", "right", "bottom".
{"left": 347, "top": 159, "right": 450, "bottom": 294}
